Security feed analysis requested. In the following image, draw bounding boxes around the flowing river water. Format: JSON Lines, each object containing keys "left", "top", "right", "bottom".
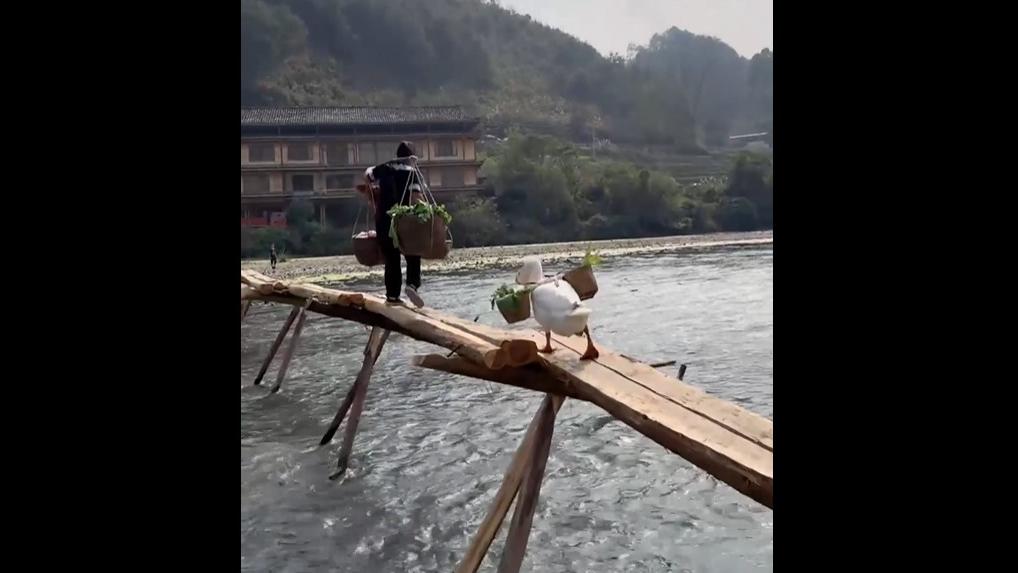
{"left": 241, "top": 244, "right": 773, "bottom": 572}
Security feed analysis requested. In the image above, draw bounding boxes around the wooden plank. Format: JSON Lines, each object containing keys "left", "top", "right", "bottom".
{"left": 241, "top": 273, "right": 536, "bottom": 370}
{"left": 415, "top": 308, "right": 772, "bottom": 452}
{"left": 253, "top": 305, "right": 300, "bottom": 386}
{"left": 269, "top": 301, "right": 311, "bottom": 394}
{"left": 540, "top": 347, "right": 772, "bottom": 508}
{"left": 331, "top": 327, "right": 390, "bottom": 479}
{"left": 241, "top": 286, "right": 259, "bottom": 301}
{"left": 497, "top": 393, "right": 559, "bottom": 573}
{"left": 412, "top": 353, "right": 772, "bottom": 507}
{"left": 412, "top": 355, "right": 581, "bottom": 399}
{"left": 456, "top": 394, "right": 564, "bottom": 573}
{"left": 552, "top": 334, "right": 772, "bottom": 451}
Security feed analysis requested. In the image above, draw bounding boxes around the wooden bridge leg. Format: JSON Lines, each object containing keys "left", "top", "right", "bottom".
{"left": 456, "top": 394, "right": 564, "bottom": 573}
{"left": 319, "top": 385, "right": 356, "bottom": 446}
{"left": 240, "top": 300, "right": 251, "bottom": 323}
{"left": 330, "top": 327, "right": 390, "bottom": 479}
{"left": 319, "top": 328, "right": 391, "bottom": 446}
{"left": 270, "top": 301, "right": 312, "bottom": 394}
{"left": 497, "top": 393, "right": 560, "bottom": 573}
{"left": 253, "top": 306, "right": 301, "bottom": 386}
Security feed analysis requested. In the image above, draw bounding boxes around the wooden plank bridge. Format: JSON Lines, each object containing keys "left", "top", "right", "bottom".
{"left": 241, "top": 269, "right": 773, "bottom": 572}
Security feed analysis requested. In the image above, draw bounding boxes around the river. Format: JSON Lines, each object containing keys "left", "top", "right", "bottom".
{"left": 241, "top": 244, "right": 773, "bottom": 572}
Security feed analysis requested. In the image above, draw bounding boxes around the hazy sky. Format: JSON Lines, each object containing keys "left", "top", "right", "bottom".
{"left": 496, "top": 0, "right": 772, "bottom": 58}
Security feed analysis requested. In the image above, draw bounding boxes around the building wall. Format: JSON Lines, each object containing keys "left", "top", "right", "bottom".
{"left": 241, "top": 142, "right": 281, "bottom": 165}
{"left": 242, "top": 136, "right": 482, "bottom": 197}
{"left": 282, "top": 141, "right": 321, "bottom": 164}
{"left": 243, "top": 138, "right": 477, "bottom": 166}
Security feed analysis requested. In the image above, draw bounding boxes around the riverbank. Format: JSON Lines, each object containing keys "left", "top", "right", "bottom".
{"left": 241, "top": 230, "right": 773, "bottom": 284}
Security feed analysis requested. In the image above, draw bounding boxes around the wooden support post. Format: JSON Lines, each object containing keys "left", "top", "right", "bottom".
{"left": 241, "top": 300, "right": 252, "bottom": 322}
{"left": 253, "top": 306, "right": 301, "bottom": 386}
{"left": 319, "top": 329, "right": 389, "bottom": 446}
{"left": 456, "top": 394, "right": 564, "bottom": 573}
{"left": 330, "top": 326, "right": 390, "bottom": 479}
{"left": 320, "top": 385, "right": 356, "bottom": 446}
{"left": 270, "top": 301, "right": 312, "bottom": 394}
{"left": 678, "top": 364, "right": 687, "bottom": 380}
{"left": 497, "top": 393, "right": 559, "bottom": 573}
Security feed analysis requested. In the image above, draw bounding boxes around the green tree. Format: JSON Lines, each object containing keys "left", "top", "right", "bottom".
{"left": 727, "top": 153, "right": 772, "bottom": 227}
{"left": 241, "top": 0, "right": 307, "bottom": 102}
{"left": 448, "top": 197, "right": 506, "bottom": 247}
{"left": 718, "top": 197, "right": 758, "bottom": 231}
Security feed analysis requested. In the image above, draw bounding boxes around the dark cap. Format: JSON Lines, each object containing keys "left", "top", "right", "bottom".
{"left": 396, "top": 141, "right": 415, "bottom": 158}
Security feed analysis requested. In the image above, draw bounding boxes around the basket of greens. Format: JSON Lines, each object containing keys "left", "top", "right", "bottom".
{"left": 490, "top": 284, "right": 532, "bottom": 324}
{"left": 561, "top": 247, "right": 602, "bottom": 300}
{"left": 387, "top": 200, "right": 453, "bottom": 260}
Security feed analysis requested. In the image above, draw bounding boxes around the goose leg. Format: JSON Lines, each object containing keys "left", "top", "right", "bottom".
{"left": 539, "top": 331, "right": 554, "bottom": 353}
{"left": 580, "top": 326, "right": 599, "bottom": 361}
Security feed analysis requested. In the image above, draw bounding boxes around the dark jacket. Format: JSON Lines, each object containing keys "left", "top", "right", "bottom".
{"left": 369, "top": 157, "right": 421, "bottom": 225}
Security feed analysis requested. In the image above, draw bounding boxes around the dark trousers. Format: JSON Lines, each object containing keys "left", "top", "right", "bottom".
{"left": 377, "top": 217, "right": 421, "bottom": 299}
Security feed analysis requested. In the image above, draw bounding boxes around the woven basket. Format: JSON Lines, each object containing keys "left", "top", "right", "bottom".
{"left": 395, "top": 216, "right": 450, "bottom": 260}
{"left": 352, "top": 230, "right": 384, "bottom": 267}
{"left": 562, "top": 265, "right": 598, "bottom": 300}
{"left": 495, "top": 291, "right": 532, "bottom": 324}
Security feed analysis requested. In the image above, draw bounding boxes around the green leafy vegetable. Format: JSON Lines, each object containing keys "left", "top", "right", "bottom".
{"left": 581, "top": 247, "right": 603, "bottom": 268}
{"left": 490, "top": 283, "right": 531, "bottom": 311}
{"left": 387, "top": 201, "right": 453, "bottom": 248}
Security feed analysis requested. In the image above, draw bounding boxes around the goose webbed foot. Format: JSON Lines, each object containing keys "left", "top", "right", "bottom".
{"left": 580, "top": 326, "right": 599, "bottom": 361}
{"left": 539, "top": 331, "right": 555, "bottom": 354}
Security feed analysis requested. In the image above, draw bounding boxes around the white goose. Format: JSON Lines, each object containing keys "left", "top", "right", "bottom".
{"left": 516, "top": 256, "right": 599, "bottom": 360}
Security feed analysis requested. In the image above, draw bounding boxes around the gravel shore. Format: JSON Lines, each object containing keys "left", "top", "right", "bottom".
{"left": 241, "top": 230, "right": 773, "bottom": 284}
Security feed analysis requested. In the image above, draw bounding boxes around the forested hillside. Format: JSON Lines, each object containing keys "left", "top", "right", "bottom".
{"left": 241, "top": 0, "right": 773, "bottom": 149}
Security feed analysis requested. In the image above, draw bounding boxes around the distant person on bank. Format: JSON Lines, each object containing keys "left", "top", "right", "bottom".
{"left": 360, "top": 141, "right": 425, "bottom": 307}
{"left": 270, "top": 244, "right": 277, "bottom": 272}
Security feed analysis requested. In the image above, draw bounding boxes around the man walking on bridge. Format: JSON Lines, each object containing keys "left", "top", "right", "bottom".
{"left": 360, "top": 141, "right": 425, "bottom": 307}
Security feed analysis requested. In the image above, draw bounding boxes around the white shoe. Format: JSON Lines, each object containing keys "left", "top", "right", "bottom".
{"left": 405, "top": 285, "right": 424, "bottom": 308}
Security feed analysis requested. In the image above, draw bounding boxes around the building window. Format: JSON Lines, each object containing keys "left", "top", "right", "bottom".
{"left": 442, "top": 167, "right": 465, "bottom": 187}
{"left": 435, "top": 140, "right": 457, "bottom": 158}
{"left": 327, "top": 143, "right": 350, "bottom": 166}
{"left": 287, "top": 142, "right": 313, "bottom": 161}
{"left": 325, "top": 173, "right": 355, "bottom": 190}
{"left": 242, "top": 174, "right": 270, "bottom": 194}
{"left": 376, "top": 141, "right": 397, "bottom": 161}
{"left": 357, "top": 142, "right": 376, "bottom": 165}
{"left": 290, "top": 174, "right": 315, "bottom": 193}
{"left": 415, "top": 141, "right": 429, "bottom": 160}
{"left": 248, "top": 143, "right": 275, "bottom": 163}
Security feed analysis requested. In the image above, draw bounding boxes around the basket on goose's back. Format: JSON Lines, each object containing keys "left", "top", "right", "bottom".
{"left": 388, "top": 165, "right": 453, "bottom": 260}
{"left": 561, "top": 249, "right": 602, "bottom": 300}
{"left": 491, "top": 285, "right": 532, "bottom": 324}
{"left": 562, "top": 265, "right": 598, "bottom": 300}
